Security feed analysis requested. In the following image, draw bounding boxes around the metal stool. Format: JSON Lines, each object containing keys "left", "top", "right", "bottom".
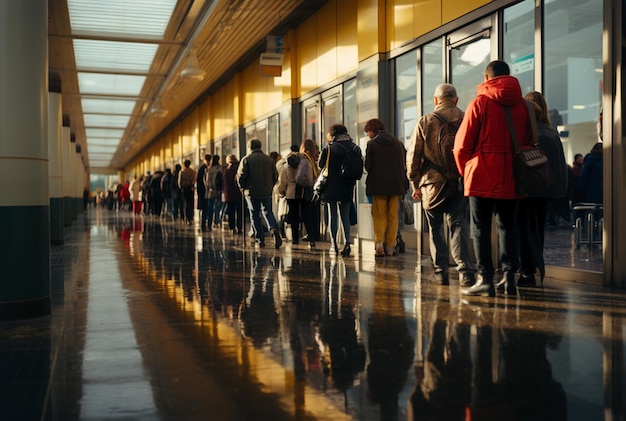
{"left": 572, "top": 203, "right": 603, "bottom": 248}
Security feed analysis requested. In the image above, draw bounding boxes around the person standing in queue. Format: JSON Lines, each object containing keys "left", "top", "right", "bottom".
{"left": 364, "top": 118, "right": 407, "bottom": 257}
{"left": 406, "top": 83, "right": 476, "bottom": 286}
{"left": 236, "top": 138, "right": 283, "bottom": 249}
{"left": 317, "top": 124, "right": 362, "bottom": 256}
{"left": 453, "top": 60, "right": 534, "bottom": 297}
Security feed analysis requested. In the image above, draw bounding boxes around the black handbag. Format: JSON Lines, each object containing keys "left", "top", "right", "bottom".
{"left": 504, "top": 102, "right": 553, "bottom": 196}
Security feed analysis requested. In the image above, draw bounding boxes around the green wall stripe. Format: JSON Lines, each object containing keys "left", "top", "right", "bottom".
{"left": 0, "top": 206, "right": 50, "bottom": 307}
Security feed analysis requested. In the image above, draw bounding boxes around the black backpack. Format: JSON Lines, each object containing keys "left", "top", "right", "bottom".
{"left": 429, "top": 112, "right": 462, "bottom": 186}
{"left": 334, "top": 142, "right": 364, "bottom": 180}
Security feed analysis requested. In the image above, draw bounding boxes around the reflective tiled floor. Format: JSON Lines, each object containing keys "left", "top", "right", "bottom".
{"left": 1, "top": 207, "right": 622, "bottom": 420}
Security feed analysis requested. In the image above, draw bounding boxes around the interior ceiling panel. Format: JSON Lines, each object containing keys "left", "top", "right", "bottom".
{"left": 48, "top": 0, "right": 327, "bottom": 172}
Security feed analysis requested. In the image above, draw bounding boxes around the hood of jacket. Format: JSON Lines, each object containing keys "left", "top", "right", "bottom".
{"left": 476, "top": 75, "right": 523, "bottom": 107}
{"left": 372, "top": 130, "right": 397, "bottom": 145}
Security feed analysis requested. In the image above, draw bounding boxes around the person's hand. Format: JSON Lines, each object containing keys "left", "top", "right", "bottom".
{"left": 412, "top": 188, "right": 422, "bottom": 201}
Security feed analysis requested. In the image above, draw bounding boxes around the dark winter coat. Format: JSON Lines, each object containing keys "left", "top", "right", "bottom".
{"left": 365, "top": 130, "right": 407, "bottom": 196}
{"left": 222, "top": 162, "right": 242, "bottom": 203}
{"left": 318, "top": 135, "right": 358, "bottom": 203}
{"left": 579, "top": 151, "right": 603, "bottom": 204}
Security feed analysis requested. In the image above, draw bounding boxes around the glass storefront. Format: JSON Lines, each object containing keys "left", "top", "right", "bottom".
{"left": 394, "top": 0, "right": 604, "bottom": 273}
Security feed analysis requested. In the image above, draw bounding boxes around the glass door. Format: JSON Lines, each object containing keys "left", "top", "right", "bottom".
{"left": 447, "top": 18, "right": 495, "bottom": 111}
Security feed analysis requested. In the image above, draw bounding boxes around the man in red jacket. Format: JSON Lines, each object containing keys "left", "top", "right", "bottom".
{"left": 453, "top": 60, "right": 534, "bottom": 297}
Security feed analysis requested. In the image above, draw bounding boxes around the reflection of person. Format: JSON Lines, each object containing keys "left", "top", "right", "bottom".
{"left": 364, "top": 118, "right": 407, "bottom": 257}
{"left": 496, "top": 323, "right": 567, "bottom": 419}
{"left": 409, "top": 292, "right": 471, "bottom": 420}
{"left": 239, "top": 255, "right": 279, "bottom": 347}
{"left": 579, "top": 142, "right": 603, "bottom": 205}
{"left": 367, "top": 263, "right": 414, "bottom": 418}
{"left": 406, "top": 83, "right": 476, "bottom": 286}
{"left": 319, "top": 259, "right": 365, "bottom": 394}
{"left": 514, "top": 91, "right": 569, "bottom": 286}
{"left": 236, "top": 138, "right": 282, "bottom": 248}
{"left": 318, "top": 124, "right": 361, "bottom": 256}
{"left": 454, "top": 60, "right": 533, "bottom": 297}
{"left": 570, "top": 153, "right": 584, "bottom": 205}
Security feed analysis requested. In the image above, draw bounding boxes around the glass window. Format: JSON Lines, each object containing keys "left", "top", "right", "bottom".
{"left": 279, "top": 106, "right": 292, "bottom": 155}
{"left": 268, "top": 114, "right": 279, "bottom": 153}
{"left": 421, "top": 39, "right": 443, "bottom": 118}
{"left": 504, "top": 0, "right": 534, "bottom": 94}
{"left": 322, "top": 91, "right": 342, "bottom": 134}
{"left": 449, "top": 35, "right": 491, "bottom": 112}
{"left": 304, "top": 100, "right": 319, "bottom": 143}
{"left": 343, "top": 79, "right": 357, "bottom": 139}
{"left": 396, "top": 51, "right": 418, "bottom": 145}
{"left": 544, "top": 0, "right": 602, "bottom": 150}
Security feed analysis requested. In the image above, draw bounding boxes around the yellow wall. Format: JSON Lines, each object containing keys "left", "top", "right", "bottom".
{"left": 443, "top": 0, "right": 490, "bottom": 24}
{"left": 242, "top": 60, "right": 283, "bottom": 124}
{"left": 357, "top": 0, "right": 382, "bottom": 61}
{"left": 213, "top": 81, "right": 237, "bottom": 139}
{"left": 296, "top": 0, "right": 359, "bottom": 97}
{"left": 387, "top": 0, "right": 490, "bottom": 50}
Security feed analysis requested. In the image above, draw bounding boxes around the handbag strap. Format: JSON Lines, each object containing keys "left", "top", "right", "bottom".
{"left": 503, "top": 99, "right": 540, "bottom": 154}
{"left": 322, "top": 143, "right": 331, "bottom": 175}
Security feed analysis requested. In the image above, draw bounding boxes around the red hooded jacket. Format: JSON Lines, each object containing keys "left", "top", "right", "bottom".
{"left": 453, "top": 75, "right": 533, "bottom": 199}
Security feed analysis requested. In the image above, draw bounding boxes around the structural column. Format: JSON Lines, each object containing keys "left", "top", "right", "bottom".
{"left": 49, "top": 72, "right": 64, "bottom": 245}
{"left": 62, "top": 119, "right": 72, "bottom": 226}
{"left": 0, "top": 0, "right": 51, "bottom": 319}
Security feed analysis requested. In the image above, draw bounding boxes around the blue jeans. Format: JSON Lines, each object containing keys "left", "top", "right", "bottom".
{"left": 245, "top": 196, "right": 278, "bottom": 243}
{"left": 206, "top": 197, "right": 217, "bottom": 227}
{"left": 213, "top": 194, "right": 223, "bottom": 225}
{"left": 469, "top": 197, "right": 519, "bottom": 280}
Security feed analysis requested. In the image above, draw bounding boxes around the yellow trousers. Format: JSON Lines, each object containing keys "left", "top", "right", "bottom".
{"left": 371, "top": 195, "right": 399, "bottom": 247}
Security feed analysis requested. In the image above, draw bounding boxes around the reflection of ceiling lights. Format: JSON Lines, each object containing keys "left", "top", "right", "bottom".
{"left": 460, "top": 39, "right": 491, "bottom": 66}
{"left": 572, "top": 105, "right": 586, "bottom": 110}
{"left": 150, "top": 99, "right": 168, "bottom": 118}
{"left": 180, "top": 49, "right": 205, "bottom": 81}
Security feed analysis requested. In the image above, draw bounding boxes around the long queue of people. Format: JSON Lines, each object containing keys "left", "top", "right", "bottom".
{"left": 108, "top": 59, "right": 603, "bottom": 299}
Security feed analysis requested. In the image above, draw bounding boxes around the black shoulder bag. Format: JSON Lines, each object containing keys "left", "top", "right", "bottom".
{"left": 504, "top": 102, "right": 553, "bottom": 196}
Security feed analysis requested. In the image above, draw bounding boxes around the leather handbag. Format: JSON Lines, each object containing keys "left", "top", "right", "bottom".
{"left": 313, "top": 145, "right": 330, "bottom": 194}
{"left": 504, "top": 102, "right": 553, "bottom": 196}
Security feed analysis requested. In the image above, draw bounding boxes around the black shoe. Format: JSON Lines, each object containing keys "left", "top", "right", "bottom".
{"left": 271, "top": 228, "right": 282, "bottom": 249}
{"left": 459, "top": 272, "right": 476, "bottom": 287}
{"left": 461, "top": 276, "right": 495, "bottom": 297}
{"left": 517, "top": 274, "right": 537, "bottom": 287}
{"left": 433, "top": 271, "right": 449, "bottom": 285}
{"left": 309, "top": 241, "right": 315, "bottom": 249}
{"left": 496, "top": 272, "right": 517, "bottom": 295}
{"left": 340, "top": 245, "right": 351, "bottom": 257}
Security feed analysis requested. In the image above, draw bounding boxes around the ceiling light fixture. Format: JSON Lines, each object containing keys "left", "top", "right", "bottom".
{"left": 150, "top": 99, "right": 168, "bottom": 118}
{"left": 180, "top": 48, "right": 206, "bottom": 81}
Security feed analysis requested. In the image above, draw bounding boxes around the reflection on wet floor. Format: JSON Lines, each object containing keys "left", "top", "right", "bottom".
{"left": 0, "top": 207, "right": 622, "bottom": 420}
